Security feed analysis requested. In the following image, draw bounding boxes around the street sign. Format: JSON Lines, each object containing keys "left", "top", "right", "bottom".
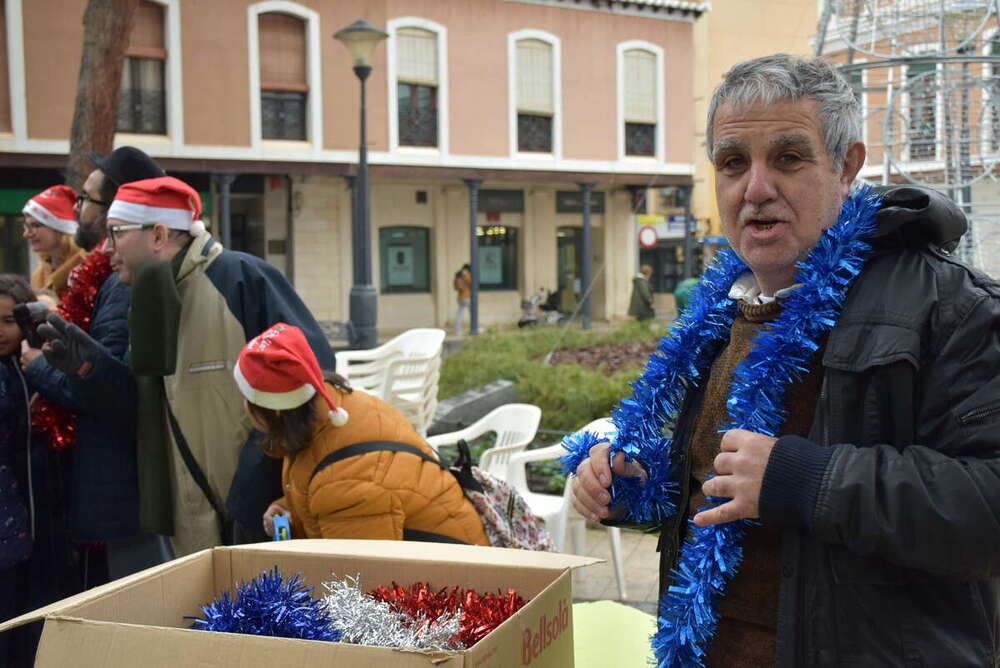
{"left": 638, "top": 225, "right": 658, "bottom": 249}
{"left": 667, "top": 214, "right": 694, "bottom": 233}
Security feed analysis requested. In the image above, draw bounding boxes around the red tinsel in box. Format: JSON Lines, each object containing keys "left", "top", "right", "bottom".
{"left": 370, "top": 581, "right": 527, "bottom": 648}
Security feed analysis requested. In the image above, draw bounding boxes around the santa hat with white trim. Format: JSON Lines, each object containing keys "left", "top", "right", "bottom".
{"left": 234, "top": 323, "right": 349, "bottom": 426}
{"left": 22, "top": 185, "right": 79, "bottom": 235}
{"left": 108, "top": 176, "right": 207, "bottom": 236}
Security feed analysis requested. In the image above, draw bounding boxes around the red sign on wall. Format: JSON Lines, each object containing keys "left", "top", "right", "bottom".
{"left": 638, "top": 225, "right": 658, "bottom": 249}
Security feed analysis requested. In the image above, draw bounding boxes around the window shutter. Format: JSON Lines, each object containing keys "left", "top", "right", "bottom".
{"left": 259, "top": 13, "right": 308, "bottom": 93}
{"left": 126, "top": 0, "right": 166, "bottom": 59}
{"left": 517, "top": 39, "right": 553, "bottom": 115}
{"left": 624, "top": 49, "right": 656, "bottom": 123}
{"left": 396, "top": 27, "right": 438, "bottom": 86}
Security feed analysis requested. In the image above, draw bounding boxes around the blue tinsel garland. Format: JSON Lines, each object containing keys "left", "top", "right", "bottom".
{"left": 562, "top": 187, "right": 883, "bottom": 667}
{"left": 188, "top": 567, "right": 340, "bottom": 642}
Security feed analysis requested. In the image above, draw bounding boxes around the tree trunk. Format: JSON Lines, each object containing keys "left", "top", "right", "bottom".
{"left": 65, "top": 0, "right": 139, "bottom": 190}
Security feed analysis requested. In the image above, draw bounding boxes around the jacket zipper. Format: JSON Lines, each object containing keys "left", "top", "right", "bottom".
{"left": 667, "top": 383, "right": 705, "bottom": 587}
{"left": 792, "top": 373, "right": 830, "bottom": 667}
{"left": 958, "top": 403, "right": 1000, "bottom": 425}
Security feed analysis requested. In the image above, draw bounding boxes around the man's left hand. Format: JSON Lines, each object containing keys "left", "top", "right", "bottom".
{"left": 693, "top": 429, "right": 777, "bottom": 527}
{"left": 19, "top": 340, "right": 44, "bottom": 370}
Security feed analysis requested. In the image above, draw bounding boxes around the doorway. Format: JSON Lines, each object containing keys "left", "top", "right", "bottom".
{"left": 639, "top": 240, "right": 703, "bottom": 294}
{"left": 556, "top": 226, "right": 582, "bottom": 314}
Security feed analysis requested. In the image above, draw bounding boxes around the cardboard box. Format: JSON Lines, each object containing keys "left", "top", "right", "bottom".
{"left": 0, "top": 539, "right": 599, "bottom": 667}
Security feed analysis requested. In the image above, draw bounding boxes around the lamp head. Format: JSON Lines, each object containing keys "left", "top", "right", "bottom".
{"left": 334, "top": 19, "right": 388, "bottom": 69}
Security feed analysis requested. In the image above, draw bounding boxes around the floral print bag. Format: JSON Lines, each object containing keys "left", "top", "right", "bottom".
{"left": 450, "top": 440, "right": 555, "bottom": 551}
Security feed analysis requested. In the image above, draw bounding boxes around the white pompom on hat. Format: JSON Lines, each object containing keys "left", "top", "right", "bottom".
{"left": 107, "top": 176, "right": 205, "bottom": 233}
{"left": 234, "top": 323, "right": 348, "bottom": 426}
{"left": 22, "top": 185, "right": 79, "bottom": 235}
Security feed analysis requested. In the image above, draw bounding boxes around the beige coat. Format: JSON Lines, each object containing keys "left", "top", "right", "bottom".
{"left": 31, "top": 235, "right": 86, "bottom": 297}
{"left": 164, "top": 233, "right": 253, "bottom": 556}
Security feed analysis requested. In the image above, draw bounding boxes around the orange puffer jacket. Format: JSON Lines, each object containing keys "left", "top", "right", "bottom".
{"left": 279, "top": 384, "right": 489, "bottom": 545}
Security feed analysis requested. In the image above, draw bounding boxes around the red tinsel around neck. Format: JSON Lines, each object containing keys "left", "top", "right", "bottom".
{"left": 32, "top": 246, "right": 114, "bottom": 451}
{"left": 369, "top": 582, "right": 526, "bottom": 648}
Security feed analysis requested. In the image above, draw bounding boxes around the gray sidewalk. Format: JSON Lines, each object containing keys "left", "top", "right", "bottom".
{"left": 571, "top": 525, "right": 660, "bottom": 615}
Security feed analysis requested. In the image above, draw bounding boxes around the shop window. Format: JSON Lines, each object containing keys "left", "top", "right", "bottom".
{"left": 476, "top": 225, "right": 518, "bottom": 290}
{"left": 0, "top": 215, "right": 27, "bottom": 275}
{"left": 380, "top": 226, "right": 431, "bottom": 293}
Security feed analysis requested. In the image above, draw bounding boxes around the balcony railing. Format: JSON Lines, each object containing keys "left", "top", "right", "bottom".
{"left": 399, "top": 107, "right": 437, "bottom": 147}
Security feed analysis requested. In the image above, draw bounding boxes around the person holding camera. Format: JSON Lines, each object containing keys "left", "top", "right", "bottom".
{"left": 0, "top": 274, "right": 37, "bottom": 586}
{"left": 0, "top": 275, "right": 80, "bottom": 665}
{"left": 19, "top": 147, "right": 167, "bottom": 586}
{"left": 22, "top": 186, "right": 86, "bottom": 299}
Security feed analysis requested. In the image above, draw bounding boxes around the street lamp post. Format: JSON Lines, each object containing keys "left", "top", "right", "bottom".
{"left": 334, "top": 19, "right": 387, "bottom": 349}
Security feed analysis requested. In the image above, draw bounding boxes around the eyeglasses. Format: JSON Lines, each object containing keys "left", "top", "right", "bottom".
{"left": 75, "top": 191, "right": 112, "bottom": 208}
{"left": 22, "top": 221, "right": 45, "bottom": 233}
{"left": 108, "top": 223, "right": 155, "bottom": 248}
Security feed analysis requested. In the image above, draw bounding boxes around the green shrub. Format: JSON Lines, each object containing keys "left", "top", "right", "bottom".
{"left": 440, "top": 320, "right": 661, "bottom": 435}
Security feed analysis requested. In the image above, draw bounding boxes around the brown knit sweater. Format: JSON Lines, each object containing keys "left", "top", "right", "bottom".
{"left": 685, "top": 299, "right": 825, "bottom": 667}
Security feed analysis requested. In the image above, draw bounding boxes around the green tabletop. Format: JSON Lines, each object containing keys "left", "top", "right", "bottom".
{"left": 573, "top": 600, "right": 657, "bottom": 666}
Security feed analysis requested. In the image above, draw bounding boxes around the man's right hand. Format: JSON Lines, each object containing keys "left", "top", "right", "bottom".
{"left": 36, "top": 314, "right": 102, "bottom": 377}
{"left": 571, "top": 441, "right": 647, "bottom": 523}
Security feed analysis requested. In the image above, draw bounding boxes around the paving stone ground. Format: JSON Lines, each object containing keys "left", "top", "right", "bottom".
{"left": 571, "top": 525, "right": 660, "bottom": 615}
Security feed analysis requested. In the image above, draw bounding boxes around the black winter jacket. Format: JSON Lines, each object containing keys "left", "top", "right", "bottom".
{"left": 24, "top": 272, "right": 140, "bottom": 541}
{"left": 654, "top": 187, "right": 1000, "bottom": 666}
{"left": 0, "top": 355, "right": 33, "bottom": 568}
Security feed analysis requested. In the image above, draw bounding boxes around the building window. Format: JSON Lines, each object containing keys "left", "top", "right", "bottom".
{"left": 623, "top": 49, "right": 656, "bottom": 157}
{"left": 118, "top": 0, "right": 166, "bottom": 134}
{"left": 516, "top": 39, "right": 553, "bottom": 153}
{"left": 0, "top": 0, "right": 11, "bottom": 134}
{"left": 517, "top": 114, "right": 551, "bottom": 152}
{"left": 849, "top": 70, "right": 864, "bottom": 102}
{"left": 380, "top": 227, "right": 431, "bottom": 293}
{"left": 396, "top": 27, "right": 438, "bottom": 147}
{"left": 990, "top": 36, "right": 1000, "bottom": 153}
{"left": 476, "top": 225, "right": 518, "bottom": 290}
{"left": 259, "top": 12, "right": 307, "bottom": 140}
{"left": 625, "top": 123, "right": 655, "bottom": 157}
{"left": 907, "top": 62, "right": 936, "bottom": 161}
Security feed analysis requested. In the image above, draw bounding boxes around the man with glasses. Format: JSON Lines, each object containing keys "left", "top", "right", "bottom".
{"left": 19, "top": 147, "right": 166, "bottom": 591}
{"left": 38, "top": 176, "right": 333, "bottom": 558}
{"left": 74, "top": 146, "right": 164, "bottom": 252}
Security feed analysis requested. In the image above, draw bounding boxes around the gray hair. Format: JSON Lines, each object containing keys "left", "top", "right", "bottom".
{"left": 706, "top": 54, "right": 862, "bottom": 168}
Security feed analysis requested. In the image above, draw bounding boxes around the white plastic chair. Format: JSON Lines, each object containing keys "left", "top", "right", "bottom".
{"left": 382, "top": 353, "right": 442, "bottom": 436}
{"left": 425, "top": 404, "right": 542, "bottom": 477}
{"left": 336, "top": 328, "right": 446, "bottom": 435}
{"left": 505, "top": 418, "right": 627, "bottom": 600}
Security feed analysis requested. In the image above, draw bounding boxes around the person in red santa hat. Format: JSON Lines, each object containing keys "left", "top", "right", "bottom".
{"left": 35, "top": 175, "right": 334, "bottom": 558}
{"left": 22, "top": 185, "right": 86, "bottom": 298}
{"left": 235, "top": 323, "right": 488, "bottom": 546}
{"left": 101, "top": 175, "right": 207, "bottom": 284}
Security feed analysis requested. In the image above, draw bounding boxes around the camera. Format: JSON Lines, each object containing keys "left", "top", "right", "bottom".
{"left": 13, "top": 301, "right": 49, "bottom": 349}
